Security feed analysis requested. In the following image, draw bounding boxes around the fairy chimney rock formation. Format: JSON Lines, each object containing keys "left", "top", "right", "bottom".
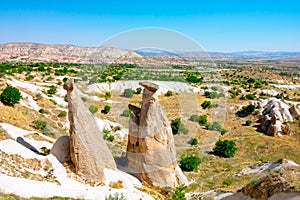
{"left": 64, "top": 79, "right": 116, "bottom": 183}
{"left": 127, "top": 81, "right": 188, "bottom": 188}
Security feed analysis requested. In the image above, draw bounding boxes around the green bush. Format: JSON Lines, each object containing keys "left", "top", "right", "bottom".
{"left": 168, "top": 186, "right": 187, "bottom": 200}
{"left": 207, "top": 121, "right": 222, "bottom": 132}
{"left": 246, "top": 94, "right": 255, "bottom": 100}
{"left": 171, "top": 118, "right": 189, "bottom": 135}
{"left": 81, "top": 97, "right": 88, "bottom": 102}
{"left": 58, "top": 111, "right": 67, "bottom": 118}
{"left": 0, "top": 85, "right": 22, "bottom": 106}
{"left": 122, "top": 109, "right": 131, "bottom": 117}
{"left": 135, "top": 87, "right": 142, "bottom": 94}
{"left": 105, "top": 192, "right": 126, "bottom": 200}
{"left": 201, "top": 100, "right": 212, "bottom": 109}
{"left": 189, "top": 115, "right": 200, "bottom": 122}
{"left": 213, "top": 140, "right": 237, "bottom": 158}
{"left": 245, "top": 120, "right": 253, "bottom": 126}
{"left": 47, "top": 85, "right": 57, "bottom": 95}
{"left": 101, "top": 105, "right": 111, "bottom": 114}
{"left": 180, "top": 156, "right": 201, "bottom": 171}
{"left": 211, "top": 86, "right": 218, "bottom": 91}
{"left": 191, "top": 138, "right": 198, "bottom": 145}
{"left": 205, "top": 91, "right": 220, "bottom": 99}
{"left": 220, "top": 128, "right": 227, "bottom": 135}
{"left": 123, "top": 88, "right": 135, "bottom": 98}
{"left": 237, "top": 104, "right": 256, "bottom": 117}
{"left": 103, "top": 129, "right": 115, "bottom": 142}
{"left": 89, "top": 105, "right": 98, "bottom": 114}
{"left": 105, "top": 91, "right": 111, "bottom": 99}
{"left": 32, "top": 120, "right": 47, "bottom": 130}
{"left": 198, "top": 115, "right": 208, "bottom": 125}
{"left": 165, "top": 91, "right": 173, "bottom": 97}
{"left": 39, "top": 109, "right": 45, "bottom": 114}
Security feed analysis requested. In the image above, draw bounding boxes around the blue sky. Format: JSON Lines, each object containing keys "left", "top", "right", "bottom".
{"left": 0, "top": 0, "right": 299, "bottom": 52}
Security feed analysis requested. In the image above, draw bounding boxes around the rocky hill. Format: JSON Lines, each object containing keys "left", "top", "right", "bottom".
{"left": 0, "top": 42, "right": 141, "bottom": 63}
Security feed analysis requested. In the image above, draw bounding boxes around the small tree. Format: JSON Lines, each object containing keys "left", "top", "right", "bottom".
{"left": 47, "top": 85, "right": 57, "bottom": 95}
{"left": 0, "top": 85, "right": 22, "bottom": 106}
{"left": 213, "top": 140, "right": 237, "bottom": 158}
{"left": 123, "top": 88, "right": 135, "bottom": 98}
{"left": 180, "top": 156, "right": 201, "bottom": 171}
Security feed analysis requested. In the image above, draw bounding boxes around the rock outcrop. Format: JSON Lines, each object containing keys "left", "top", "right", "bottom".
{"left": 64, "top": 79, "right": 116, "bottom": 183}
{"left": 126, "top": 81, "right": 188, "bottom": 188}
{"left": 50, "top": 136, "right": 70, "bottom": 163}
{"left": 259, "top": 98, "right": 296, "bottom": 136}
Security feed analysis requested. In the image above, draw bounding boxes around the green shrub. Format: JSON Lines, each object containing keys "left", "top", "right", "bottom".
{"left": 245, "top": 120, "right": 253, "bottom": 126}
{"left": 240, "top": 95, "right": 246, "bottom": 100}
{"left": 171, "top": 118, "right": 189, "bottom": 135}
{"left": 207, "top": 121, "right": 222, "bottom": 132}
{"left": 213, "top": 140, "right": 237, "bottom": 158}
{"left": 135, "top": 87, "right": 142, "bottom": 94}
{"left": 81, "top": 97, "right": 88, "bottom": 102}
{"left": 105, "top": 91, "right": 111, "bottom": 99}
{"left": 122, "top": 109, "right": 131, "bottom": 117}
{"left": 191, "top": 138, "right": 198, "bottom": 145}
{"left": 220, "top": 128, "right": 227, "bottom": 135}
{"left": 58, "top": 111, "right": 67, "bottom": 118}
{"left": 189, "top": 115, "right": 200, "bottom": 122}
{"left": 47, "top": 85, "right": 57, "bottom": 95}
{"left": 223, "top": 177, "right": 233, "bottom": 186}
{"left": 165, "top": 91, "right": 173, "bottom": 97}
{"left": 39, "top": 109, "right": 45, "bottom": 114}
{"left": 32, "top": 120, "right": 47, "bottom": 130}
{"left": 237, "top": 104, "right": 256, "bottom": 117}
{"left": 123, "top": 88, "right": 135, "bottom": 98}
{"left": 103, "top": 129, "right": 115, "bottom": 142}
{"left": 102, "top": 105, "right": 111, "bottom": 114}
{"left": 211, "top": 86, "right": 218, "bottom": 91}
{"left": 0, "top": 85, "right": 22, "bottom": 106}
{"left": 105, "top": 192, "right": 126, "bottom": 200}
{"left": 82, "top": 75, "right": 88, "bottom": 81}
{"left": 201, "top": 100, "right": 212, "bottom": 109}
{"left": 198, "top": 115, "right": 208, "bottom": 125}
{"left": 246, "top": 94, "right": 255, "bottom": 100}
{"left": 180, "top": 156, "right": 200, "bottom": 171}
{"left": 89, "top": 105, "right": 98, "bottom": 114}
{"left": 205, "top": 91, "right": 220, "bottom": 99}
{"left": 168, "top": 186, "right": 187, "bottom": 200}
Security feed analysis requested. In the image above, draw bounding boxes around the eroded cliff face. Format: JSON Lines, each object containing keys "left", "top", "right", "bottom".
{"left": 64, "top": 79, "right": 116, "bottom": 184}
{"left": 127, "top": 82, "right": 188, "bottom": 188}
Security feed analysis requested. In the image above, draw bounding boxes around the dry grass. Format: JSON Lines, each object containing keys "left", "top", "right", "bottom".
{"left": 109, "top": 180, "right": 123, "bottom": 188}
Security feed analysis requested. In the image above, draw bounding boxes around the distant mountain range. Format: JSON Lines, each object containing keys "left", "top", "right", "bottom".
{"left": 0, "top": 42, "right": 299, "bottom": 63}
{"left": 134, "top": 48, "right": 300, "bottom": 60}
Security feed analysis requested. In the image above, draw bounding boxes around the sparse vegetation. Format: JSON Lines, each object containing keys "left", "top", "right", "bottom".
{"left": 58, "top": 111, "right": 67, "bottom": 118}
{"left": 245, "top": 120, "right": 253, "bottom": 126}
